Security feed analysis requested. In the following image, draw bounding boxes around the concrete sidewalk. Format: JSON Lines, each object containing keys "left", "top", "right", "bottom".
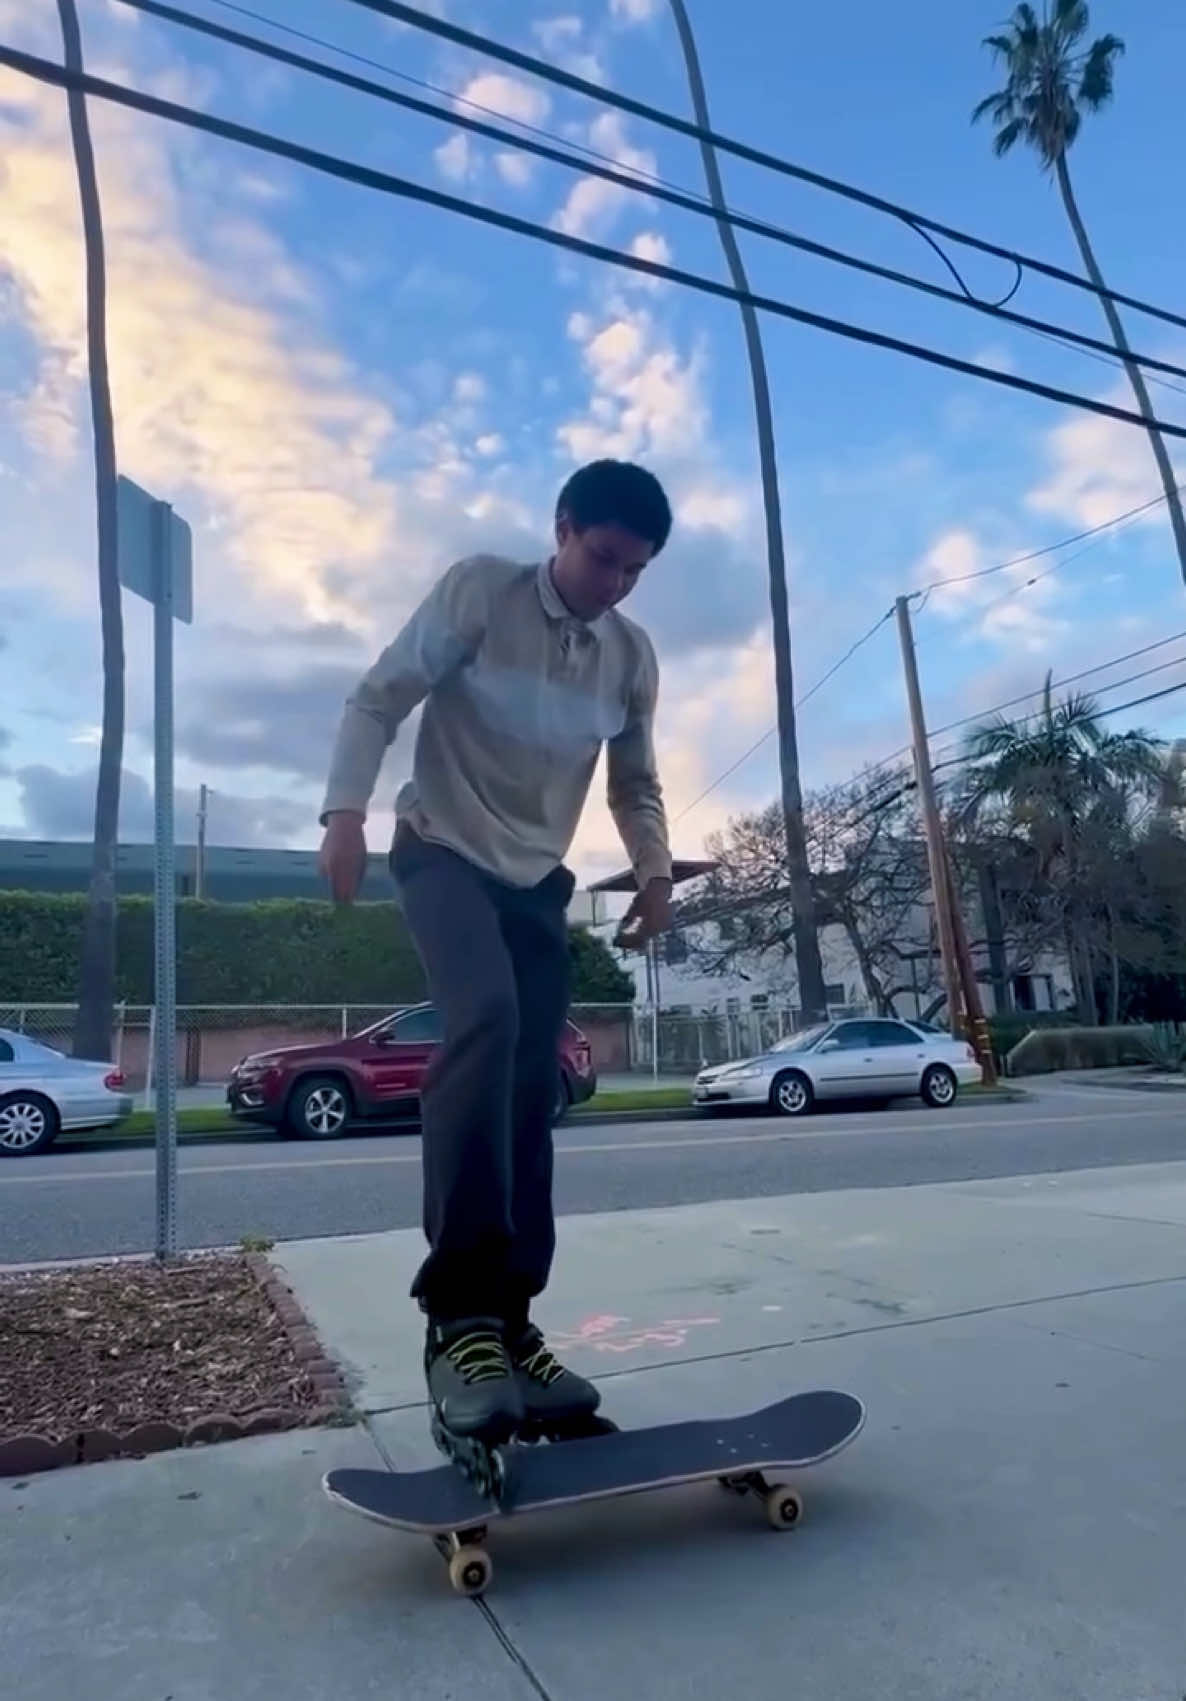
{"left": 6, "top": 1162, "right": 1186, "bottom": 1699}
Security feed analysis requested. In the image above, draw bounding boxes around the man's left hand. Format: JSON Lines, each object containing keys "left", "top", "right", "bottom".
{"left": 614, "top": 878, "right": 673, "bottom": 951}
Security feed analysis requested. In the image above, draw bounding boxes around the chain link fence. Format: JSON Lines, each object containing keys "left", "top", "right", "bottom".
{"left": 1, "top": 999, "right": 867, "bottom": 1086}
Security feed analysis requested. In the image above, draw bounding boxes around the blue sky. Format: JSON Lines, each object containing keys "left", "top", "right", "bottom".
{"left": 1, "top": 0, "right": 1185, "bottom": 883}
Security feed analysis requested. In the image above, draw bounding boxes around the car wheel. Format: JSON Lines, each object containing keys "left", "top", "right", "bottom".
{"left": 920, "top": 1064, "right": 957, "bottom": 1109}
{"left": 0, "top": 1092, "right": 61, "bottom": 1157}
{"left": 552, "top": 1074, "right": 572, "bottom": 1126}
{"left": 286, "top": 1075, "right": 353, "bottom": 1140}
{"left": 769, "top": 1071, "right": 814, "bottom": 1118}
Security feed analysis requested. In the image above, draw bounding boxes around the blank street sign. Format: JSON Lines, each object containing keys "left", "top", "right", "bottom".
{"left": 117, "top": 475, "right": 194, "bottom": 623}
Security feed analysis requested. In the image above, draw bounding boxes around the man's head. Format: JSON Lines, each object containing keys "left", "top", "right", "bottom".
{"left": 551, "top": 459, "right": 672, "bottom": 621}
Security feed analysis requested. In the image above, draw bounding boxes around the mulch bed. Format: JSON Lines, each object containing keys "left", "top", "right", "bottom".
{"left": 0, "top": 1252, "right": 351, "bottom": 1476}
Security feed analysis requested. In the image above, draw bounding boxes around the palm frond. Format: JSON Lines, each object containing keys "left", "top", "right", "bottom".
{"left": 1052, "top": 0, "right": 1090, "bottom": 47}
{"left": 993, "top": 117, "right": 1028, "bottom": 156}
{"left": 981, "top": 32, "right": 1018, "bottom": 58}
{"left": 1079, "top": 34, "right": 1124, "bottom": 108}
{"left": 971, "top": 88, "right": 1016, "bottom": 125}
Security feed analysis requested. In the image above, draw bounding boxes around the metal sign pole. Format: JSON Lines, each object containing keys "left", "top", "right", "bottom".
{"left": 152, "top": 499, "right": 178, "bottom": 1261}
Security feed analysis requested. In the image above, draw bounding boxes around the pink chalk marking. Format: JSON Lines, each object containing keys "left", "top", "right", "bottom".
{"left": 551, "top": 1314, "right": 721, "bottom": 1355}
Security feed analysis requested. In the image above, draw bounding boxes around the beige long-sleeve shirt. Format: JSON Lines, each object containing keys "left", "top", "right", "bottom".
{"left": 320, "top": 556, "right": 672, "bottom": 891}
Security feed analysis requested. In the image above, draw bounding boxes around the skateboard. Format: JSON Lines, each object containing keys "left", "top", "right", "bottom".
{"left": 323, "top": 1389, "right": 864, "bottom": 1596}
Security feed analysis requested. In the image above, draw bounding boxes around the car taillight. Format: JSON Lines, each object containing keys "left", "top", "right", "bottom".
{"left": 104, "top": 1069, "right": 125, "bottom": 1090}
{"left": 964, "top": 1046, "right": 977, "bottom": 1063}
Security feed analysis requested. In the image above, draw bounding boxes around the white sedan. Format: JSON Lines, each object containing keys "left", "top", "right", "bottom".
{"left": 0, "top": 1028, "right": 134, "bottom": 1156}
{"left": 694, "top": 1017, "right": 982, "bottom": 1116}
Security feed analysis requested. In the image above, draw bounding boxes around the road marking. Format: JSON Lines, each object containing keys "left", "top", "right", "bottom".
{"left": 0, "top": 1106, "right": 1175, "bottom": 1186}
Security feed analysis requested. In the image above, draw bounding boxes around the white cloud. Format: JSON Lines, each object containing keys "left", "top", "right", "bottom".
{"left": 1027, "top": 403, "right": 1179, "bottom": 530}
{"left": 558, "top": 306, "right": 706, "bottom": 462}
{"left": 912, "top": 526, "right": 1067, "bottom": 652}
{"left": 434, "top": 131, "right": 477, "bottom": 184}
{"left": 552, "top": 114, "right": 656, "bottom": 238}
{"left": 622, "top": 230, "right": 673, "bottom": 290}
{"left": 534, "top": 16, "right": 583, "bottom": 52}
{"left": 610, "top": 0, "right": 660, "bottom": 21}
{"left": 455, "top": 72, "right": 550, "bottom": 127}
{"left": 0, "top": 67, "right": 407, "bottom": 630}
{"left": 454, "top": 372, "right": 487, "bottom": 404}
{"left": 494, "top": 151, "right": 536, "bottom": 189}
{"left": 531, "top": 15, "right": 605, "bottom": 80}
{"left": 475, "top": 433, "right": 505, "bottom": 457}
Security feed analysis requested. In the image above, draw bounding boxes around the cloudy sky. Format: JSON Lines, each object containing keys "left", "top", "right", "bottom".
{"left": 2, "top": 0, "right": 1185, "bottom": 885}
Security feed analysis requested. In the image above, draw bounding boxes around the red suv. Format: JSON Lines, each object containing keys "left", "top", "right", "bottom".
{"left": 226, "top": 1004, "right": 596, "bottom": 1140}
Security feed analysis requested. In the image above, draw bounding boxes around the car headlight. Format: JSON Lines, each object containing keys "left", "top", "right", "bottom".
{"left": 720, "top": 1064, "right": 763, "bottom": 1081}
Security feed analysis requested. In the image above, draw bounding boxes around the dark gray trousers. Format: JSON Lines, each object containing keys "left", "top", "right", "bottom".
{"left": 390, "top": 824, "right": 574, "bottom": 1326}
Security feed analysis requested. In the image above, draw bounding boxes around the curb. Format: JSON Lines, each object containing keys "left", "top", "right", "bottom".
{"left": 53, "top": 1088, "right": 1031, "bottom": 1155}
{"left": 0, "top": 1254, "right": 354, "bottom": 1480}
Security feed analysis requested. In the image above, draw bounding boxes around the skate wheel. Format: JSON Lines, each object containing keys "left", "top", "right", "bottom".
{"left": 448, "top": 1545, "right": 493, "bottom": 1597}
{"left": 764, "top": 1483, "right": 804, "bottom": 1531}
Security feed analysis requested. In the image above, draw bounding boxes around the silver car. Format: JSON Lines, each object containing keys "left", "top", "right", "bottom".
{"left": 694, "top": 1017, "right": 982, "bottom": 1117}
{"left": 0, "top": 1028, "right": 134, "bottom": 1156}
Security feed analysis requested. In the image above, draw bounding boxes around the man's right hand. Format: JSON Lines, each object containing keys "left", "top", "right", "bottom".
{"left": 319, "top": 811, "right": 368, "bottom": 905}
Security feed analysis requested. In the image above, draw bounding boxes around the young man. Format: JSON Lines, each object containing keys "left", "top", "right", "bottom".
{"left": 318, "top": 459, "right": 674, "bottom": 1455}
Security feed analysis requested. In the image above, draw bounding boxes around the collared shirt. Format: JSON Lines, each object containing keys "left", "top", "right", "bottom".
{"left": 320, "top": 555, "right": 672, "bottom": 890}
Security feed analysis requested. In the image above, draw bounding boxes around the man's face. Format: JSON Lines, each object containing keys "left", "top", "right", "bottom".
{"left": 551, "top": 514, "right": 655, "bottom": 621}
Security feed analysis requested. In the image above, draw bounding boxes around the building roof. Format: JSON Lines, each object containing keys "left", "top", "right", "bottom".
{"left": 0, "top": 839, "right": 394, "bottom": 904}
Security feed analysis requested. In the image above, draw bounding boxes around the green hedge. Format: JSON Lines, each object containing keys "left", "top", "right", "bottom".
{"left": 1007, "top": 1024, "right": 1156, "bottom": 1076}
{"left": 986, "top": 1010, "right": 1074, "bottom": 1062}
{"left": 0, "top": 890, "right": 634, "bottom": 1007}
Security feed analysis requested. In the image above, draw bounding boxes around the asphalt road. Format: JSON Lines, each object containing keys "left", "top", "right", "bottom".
{"left": 2, "top": 1085, "right": 1184, "bottom": 1265}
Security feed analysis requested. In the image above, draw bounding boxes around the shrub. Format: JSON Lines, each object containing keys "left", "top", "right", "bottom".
{"left": 0, "top": 890, "right": 633, "bottom": 1007}
{"left": 1007, "top": 1024, "right": 1156, "bottom": 1076}
{"left": 1137, "top": 1023, "right": 1186, "bottom": 1074}
{"left": 987, "top": 1009, "right": 1074, "bottom": 1065}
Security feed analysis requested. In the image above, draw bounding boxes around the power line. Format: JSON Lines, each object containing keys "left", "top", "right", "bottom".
{"left": 939, "top": 503, "right": 1154, "bottom": 630}
{"left": 865, "top": 643, "right": 1186, "bottom": 786}
{"left": 168, "top": 2, "right": 1186, "bottom": 403}
{"left": 914, "top": 487, "right": 1178, "bottom": 596}
{"left": 345, "top": 0, "right": 1186, "bottom": 338}
{"left": 683, "top": 497, "right": 1180, "bottom": 824}
{"left": 7, "top": 44, "right": 1186, "bottom": 448}
{"left": 113, "top": 0, "right": 1186, "bottom": 392}
{"left": 671, "top": 607, "right": 896, "bottom": 825}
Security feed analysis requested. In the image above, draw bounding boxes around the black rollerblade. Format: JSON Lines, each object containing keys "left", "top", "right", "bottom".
{"left": 426, "top": 1317, "right": 525, "bottom": 1501}
{"left": 508, "top": 1324, "right": 617, "bottom": 1444}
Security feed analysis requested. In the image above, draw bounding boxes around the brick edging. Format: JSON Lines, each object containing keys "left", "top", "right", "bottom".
{"left": 0, "top": 1255, "right": 354, "bottom": 1480}
{"left": 244, "top": 1253, "right": 354, "bottom": 1417}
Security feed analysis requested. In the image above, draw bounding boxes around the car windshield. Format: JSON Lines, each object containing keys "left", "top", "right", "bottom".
{"left": 771, "top": 1024, "right": 831, "bottom": 1054}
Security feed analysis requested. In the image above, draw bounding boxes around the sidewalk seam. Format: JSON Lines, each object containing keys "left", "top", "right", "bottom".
{"left": 353, "top": 1268, "right": 1186, "bottom": 1418}
{"left": 363, "top": 1416, "right": 556, "bottom": 1701}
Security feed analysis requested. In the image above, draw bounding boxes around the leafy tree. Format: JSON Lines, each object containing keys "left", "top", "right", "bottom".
{"left": 962, "top": 673, "right": 1163, "bottom": 1020}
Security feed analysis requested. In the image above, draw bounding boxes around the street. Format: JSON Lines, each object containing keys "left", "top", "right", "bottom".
{"left": 2, "top": 1082, "right": 1183, "bottom": 1265}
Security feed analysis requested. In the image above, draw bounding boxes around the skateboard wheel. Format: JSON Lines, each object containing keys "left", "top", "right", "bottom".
{"left": 448, "top": 1546, "right": 493, "bottom": 1597}
{"left": 764, "top": 1484, "right": 804, "bottom": 1530}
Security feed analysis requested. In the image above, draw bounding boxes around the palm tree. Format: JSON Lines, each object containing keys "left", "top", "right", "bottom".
{"left": 57, "top": 0, "right": 124, "bottom": 1061}
{"left": 665, "top": 0, "right": 827, "bottom": 1024}
{"left": 963, "top": 673, "right": 1163, "bottom": 1020}
{"left": 973, "top": 1, "right": 1186, "bottom": 590}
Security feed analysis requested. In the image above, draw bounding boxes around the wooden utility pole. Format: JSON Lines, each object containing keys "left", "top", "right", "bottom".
{"left": 666, "top": 0, "right": 827, "bottom": 1024}
{"left": 895, "top": 595, "right": 962, "bottom": 1037}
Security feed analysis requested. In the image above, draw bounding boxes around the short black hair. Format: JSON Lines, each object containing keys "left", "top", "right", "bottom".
{"left": 556, "top": 459, "right": 673, "bottom": 556}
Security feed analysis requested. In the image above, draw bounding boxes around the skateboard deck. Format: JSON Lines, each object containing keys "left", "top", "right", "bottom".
{"left": 324, "top": 1389, "right": 864, "bottom": 1596}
